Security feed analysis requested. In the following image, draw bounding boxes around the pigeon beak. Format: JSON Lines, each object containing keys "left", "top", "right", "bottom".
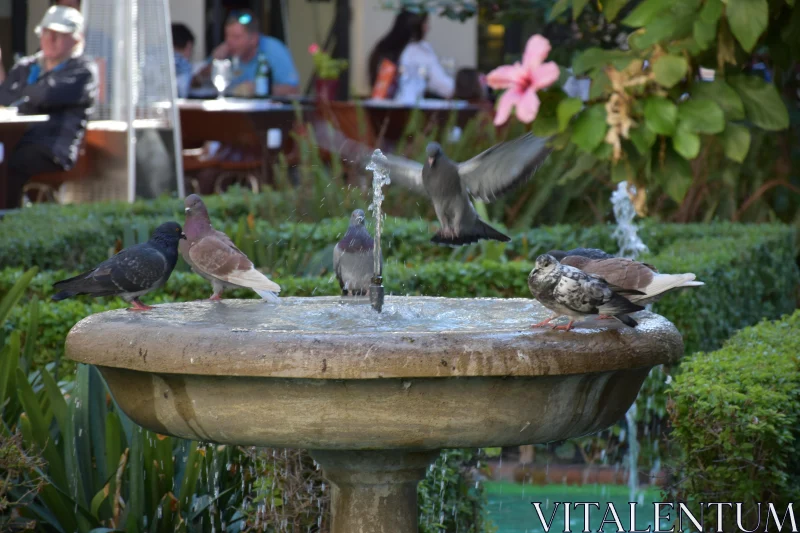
{"left": 184, "top": 207, "right": 190, "bottom": 213}
{"left": 358, "top": 216, "right": 365, "bottom": 224}
{"left": 427, "top": 157, "right": 434, "bottom": 167}
{"left": 180, "top": 232, "right": 187, "bottom": 240}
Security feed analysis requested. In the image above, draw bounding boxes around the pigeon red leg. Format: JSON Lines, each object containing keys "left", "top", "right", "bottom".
{"left": 597, "top": 315, "right": 615, "bottom": 320}
{"left": 128, "top": 298, "right": 154, "bottom": 311}
{"left": 553, "top": 320, "right": 575, "bottom": 331}
{"left": 530, "top": 315, "right": 560, "bottom": 328}
{"left": 208, "top": 293, "right": 222, "bottom": 301}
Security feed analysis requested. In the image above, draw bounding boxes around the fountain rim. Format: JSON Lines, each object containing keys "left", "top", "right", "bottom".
{"left": 65, "top": 297, "right": 684, "bottom": 380}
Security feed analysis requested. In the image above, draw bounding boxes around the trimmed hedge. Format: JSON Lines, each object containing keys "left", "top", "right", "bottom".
{"left": 667, "top": 310, "right": 800, "bottom": 526}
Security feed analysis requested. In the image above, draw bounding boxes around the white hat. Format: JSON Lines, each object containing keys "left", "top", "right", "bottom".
{"left": 35, "top": 6, "right": 84, "bottom": 37}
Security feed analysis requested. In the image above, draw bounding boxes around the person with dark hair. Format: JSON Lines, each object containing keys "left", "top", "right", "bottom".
{"left": 207, "top": 9, "right": 298, "bottom": 96}
{"left": 453, "top": 67, "right": 488, "bottom": 103}
{"left": 172, "top": 23, "right": 195, "bottom": 97}
{"left": 369, "top": 10, "right": 454, "bottom": 102}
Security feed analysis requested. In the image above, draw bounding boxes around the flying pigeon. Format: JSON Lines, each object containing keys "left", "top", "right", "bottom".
{"left": 548, "top": 247, "right": 658, "bottom": 272}
{"left": 51, "top": 221, "right": 186, "bottom": 311}
{"left": 334, "top": 209, "right": 381, "bottom": 296}
{"left": 555, "top": 255, "right": 703, "bottom": 306}
{"left": 313, "top": 125, "right": 552, "bottom": 246}
{"left": 527, "top": 254, "right": 644, "bottom": 331}
{"left": 180, "top": 194, "right": 281, "bottom": 302}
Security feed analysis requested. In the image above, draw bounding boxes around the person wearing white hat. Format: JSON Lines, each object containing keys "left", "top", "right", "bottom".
{"left": 0, "top": 5, "right": 98, "bottom": 208}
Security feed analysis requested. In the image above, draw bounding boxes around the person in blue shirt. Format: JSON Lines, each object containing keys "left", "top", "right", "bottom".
{"left": 207, "top": 10, "right": 299, "bottom": 96}
{"left": 171, "top": 23, "right": 195, "bottom": 97}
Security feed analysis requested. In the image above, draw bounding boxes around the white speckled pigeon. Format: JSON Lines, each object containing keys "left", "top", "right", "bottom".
{"left": 51, "top": 221, "right": 186, "bottom": 311}
{"left": 527, "top": 254, "right": 644, "bottom": 331}
{"left": 180, "top": 194, "right": 281, "bottom": 302}
{"left": 334, "top": 209, "right": 381, "bottom": 296}
{"left": 555, "top": 255, "right": 703, "bottom": 306}
{"left": 313, "top": 125, "right": 552, "bottom": 246}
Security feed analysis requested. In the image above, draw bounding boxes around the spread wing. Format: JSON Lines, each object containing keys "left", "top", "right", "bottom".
{"left": 458, "top": 133, "right": 552, "bottom": 202}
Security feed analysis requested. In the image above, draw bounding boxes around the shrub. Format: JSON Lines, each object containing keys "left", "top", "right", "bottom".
{"left": 666, "top": 311, "right": 800, "bottom": 528}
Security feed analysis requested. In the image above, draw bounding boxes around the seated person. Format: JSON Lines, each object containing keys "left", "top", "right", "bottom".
{"left": 205, "top": 10, "right": 299, "bottom": 97}
{"left": 0, "top": 6, "right": 97, "bottom": 208}
{"left": 453, "top": 68, "right": 488, "bottom": 103}
{"left": 172, "top": 23, "right": 195, "bottom": 97}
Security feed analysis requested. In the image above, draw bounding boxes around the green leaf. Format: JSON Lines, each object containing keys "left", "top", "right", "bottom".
{"left": 657, "top": 151, "right": 693, "bottom": 202}
{"left": 672, "top": 124, "right": 701, "bottom": 159}
{"left": 678, "top": 98, "right": 725, "bottom": 133}
{"left": 573, "top": 48, "right": 633, "bottom": 74}
{"left": 573, "top": 0, "right": 590, "bottom": 18}
{"left": 700, "top": 0, "right": 724, "bottom": 23}
{"left": 622, "top": 0, "right": 671, "bottom": 26}
{"left": 691, "top": 79, "right": 745, "bottom": 120}
{"left": 532, "top": 114, "right": 559, "bottom": 137}
{"left": 729, "top": 75, "right": 790, "bottom": 130}
{"left": 570, "top": 105, "right": 608, "bottom": 153}
{"left": 603, "top": 0, "right": 627, "bottom": 20}
{"left": 629, "top": 13, "right": 695, "bottom": 49}
{"left": 549, "top": 0, "right": 571, "bottom": 20}
{"left": 630, "top": 125, "right": 657, "bottom": 155}
{"left": 644, "top": 97, "right": 678, "bottom": 135}
{"left": 726, "top": 0, "right": 768, "bottom": 52}
{"left": 693, "top": 19, "right": 718, "bottom": 50}
{"left": 0, "top": 267, "right": 38, "bottom": 324}
{"left": 557, "top": 98, "right": 583, "bottom": 132}
{"left": 723, "top": 123, "right": 751, "bottom": 162}
{"left": 653, "top": 55, "right": 688, "bottom": 88}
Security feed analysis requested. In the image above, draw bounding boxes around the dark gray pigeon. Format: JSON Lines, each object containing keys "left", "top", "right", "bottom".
{"left": 527, "top": 254, "right": 644, "bottom": 331}
{"left": 313, "top": 125, "right": 552, "bottom": 246}
{"left": 51, "top": 221, "right": 186, "bottom": 311}
{"left": 333, "top": 209, "right": 382, "bottom": 296}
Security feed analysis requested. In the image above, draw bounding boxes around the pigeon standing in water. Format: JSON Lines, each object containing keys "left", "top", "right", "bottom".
{"left": 527, "top": 254, "right": 644, "bottom": 331}
{"left": 314, "top": 127, "right": 552, "bottom": 246}
{"left": 555, "top": 255, "right": 703, "bottom": 306}
{"left": 51, "top": 221, "right": 186, "bottom": 311}
{"left": 333, "top": 209, "right": 381, "bottom": 296}
{"left": 180, "top": 194, "right": 281, "bottom": 302}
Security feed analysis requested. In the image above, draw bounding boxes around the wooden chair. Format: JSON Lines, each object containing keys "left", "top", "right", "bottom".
{"left": 22, "top": 142, "right": 92, "bottom": 205}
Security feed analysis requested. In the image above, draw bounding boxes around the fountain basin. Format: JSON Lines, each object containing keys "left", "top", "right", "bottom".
{"left": 66, "top": 297, "right": 683, "bottom": 532}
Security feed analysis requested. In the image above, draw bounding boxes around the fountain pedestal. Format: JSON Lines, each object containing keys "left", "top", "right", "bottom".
{"left": 310, "top": 450, "right": 439, "bottom": 533}
{"left": 66, "top": 297, "right": 683, "bottom": 533}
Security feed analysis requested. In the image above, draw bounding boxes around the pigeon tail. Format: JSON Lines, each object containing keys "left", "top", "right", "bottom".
{"left": 51, "top": 290, "right": 78, "bottom": 301}
{"left": 614, "top": 314, "right": 639, "bottom": 328}
{"left": 431, "top": 220, "right": 510, "bottom": 246}
{"left": 254, "top": 289, "right": 281, "bottom": 303}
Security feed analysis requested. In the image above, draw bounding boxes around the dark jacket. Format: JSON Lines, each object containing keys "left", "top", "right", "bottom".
{"left": 0, "top": 53, "right": 98, "bottom": 169}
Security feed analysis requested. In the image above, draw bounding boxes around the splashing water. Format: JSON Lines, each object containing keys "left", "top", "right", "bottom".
{"left": 625, "top": 400, "right": 639, "bottom": 503}
{"left": 611, "top": 181, "right": 648, "bottom": 260}
{"left": 367, "top": 149, "right": 390, "bottom": 279}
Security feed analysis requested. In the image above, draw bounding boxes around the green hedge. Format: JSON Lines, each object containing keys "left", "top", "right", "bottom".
{"left": 667, "top": 310, "right": 800, "bottom": 527}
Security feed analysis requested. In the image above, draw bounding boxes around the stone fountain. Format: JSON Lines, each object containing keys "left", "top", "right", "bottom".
{"left": 64, "top": 153, "right": 684, "bottom": 533}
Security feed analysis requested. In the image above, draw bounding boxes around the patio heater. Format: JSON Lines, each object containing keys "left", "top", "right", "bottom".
{"left": 80, "top": 0, "right": 185, "bottom": 202}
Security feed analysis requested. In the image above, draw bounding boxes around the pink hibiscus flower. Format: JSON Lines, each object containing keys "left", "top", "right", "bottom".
{"left": 308, "top": 43, "right": 320, "bottom": 55}
{"left": 486, "top": 34, "right": 561, "bottom": 126}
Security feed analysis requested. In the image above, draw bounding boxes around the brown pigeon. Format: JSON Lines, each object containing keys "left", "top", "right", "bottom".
{"left": 557, "top": 255, "right": 703, "bottom": 306}
{"left": 180, "top": 194, "right": 281, "bottom": 302}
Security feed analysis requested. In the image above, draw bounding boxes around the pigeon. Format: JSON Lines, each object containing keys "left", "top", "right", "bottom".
{"left": 51, "top": 221, "right": 186, "bottom": 311}
{"left": 555, "top": 255, "right": 703, "bottom": 306}
{"left": 334, "top": 209, "right": 381, "bottom": 296}
{"left": 527, "top": 254, "right": 645, "bottom": 331}
{"left": 313, "top": 124, "right": 552, "bottom": 246}
{"left": 180, "top": 194, "right": 281, "bottom": 302}
{"left": 548, "top": 247, "right": 659, "bottom": 272}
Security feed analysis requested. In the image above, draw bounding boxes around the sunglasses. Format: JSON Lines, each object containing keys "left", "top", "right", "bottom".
{"left": 229, "top": 11, "right": 253, "bottom": 25}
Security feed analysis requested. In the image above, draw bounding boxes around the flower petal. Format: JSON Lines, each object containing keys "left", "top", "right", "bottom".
{"left": 531, "top": 61, "right": 561, "bottom": 91}
{"left": 523, "top": 34, "right": 552, "bottom": 72}
{"left": 494, "top": 89, "right": 523, "bottom": 126}
{"left": 486, "top": 64, "right": 524, "bottom": 90}
{"left": 515, "top": 88, "right": 541, "bottom": 123}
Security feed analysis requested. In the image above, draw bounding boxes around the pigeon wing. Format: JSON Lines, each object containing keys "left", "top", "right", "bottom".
{"left": 188, "top": 235, "right": 281, "bottom": 293}
{"left": 458, "top": 133, "right": 552, "bottom": 202}
{"left": 333, "top": 243, "right": 345, "bottom": 290}
{"left": 384, "top": 154, "right": 426, "bottom": 196}
{"left": 55, "top": 244, "right": 166, "bottom": 296}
